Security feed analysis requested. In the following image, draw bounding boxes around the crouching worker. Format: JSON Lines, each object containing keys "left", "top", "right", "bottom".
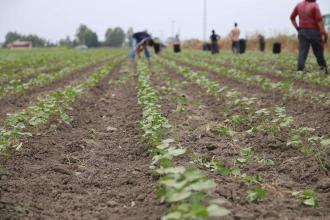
{"left": 130, "top": 31, "right": 152, "bottom": 62}
{"left": 290, "top": 0, "right": 328, "bottom": 74}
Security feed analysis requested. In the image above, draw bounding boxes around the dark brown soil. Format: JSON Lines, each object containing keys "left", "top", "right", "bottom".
{"left": 0, "top": 63, "right": 165, "bottom": 220}
{"left": 152, "top": 61, "right": 330, "bottom": 220}
{"left": 0, "top": 59, "right": 112, "bottom": 126}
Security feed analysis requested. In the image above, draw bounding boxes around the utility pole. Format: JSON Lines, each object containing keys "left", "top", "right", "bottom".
{"left": 171, "top": 20, "right": 176, "bottom": 38}
{"left": 203, "top": 0, "right": 207, "bottom": 42}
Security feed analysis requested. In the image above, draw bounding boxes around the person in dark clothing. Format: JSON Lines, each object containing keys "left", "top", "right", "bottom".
{"left": 258, "top": 34, "right": 266, "bottom": 52}
{"left": 290, "top": 0, "right": 328, "bottom": 74}
{"left": 153, "top": 39, "right": 161, "bottom": 54}
{"left": 130, "top": 31, "right": 152, "bottom": 62}
{"left": 210, "top": 30, "right": 220, "bottom": 54}
{"left": 173, "top": 35, "right": 181, "bottom": 53}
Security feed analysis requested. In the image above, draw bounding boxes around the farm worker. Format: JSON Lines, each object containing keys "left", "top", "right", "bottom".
{"left": 173, "top": 35, "right": 181, "bottom": 53}
{"left": 130, "top": 31, "right": 152, "bottom": 62}
{"left": 258, "top": 34, "right": 266, "bottom": 52}
{"left": 210, "top": 30, "right": 220, "bottom": 54}
{"left": 153, "top": 38, "right": 161, "bottom": 54}
{"left": 290, "top": 0, "right": 328, "bottom": 74}
{"left": 230, "top": 23, "right": 240, "bottom": 54}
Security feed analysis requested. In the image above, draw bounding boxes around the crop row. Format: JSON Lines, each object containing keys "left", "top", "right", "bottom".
{"left": 0, "top": 56, "right": 125, "bottom": 156}
{"left": 181, "top": 50, "right": 330, "bottom": 88}
{"left": 164, "top": 53, "right": 330, "bottom": 107}
{"left": 158, "top": 57, "right": 330, "bottom": 171}
{"left": 155, "top": 57, "right": 324, "bottom": 208}
{"left": 0, "top": 49, "right": 123, "bottom": 86}
{"left": 136, "top": 60, "right": 230, "bottom": 220}
{"left": 0, "top": 51, "right": 125, "bottom": 98}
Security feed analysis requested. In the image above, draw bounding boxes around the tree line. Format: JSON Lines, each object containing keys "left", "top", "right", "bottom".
{"left": 2, "top": 24, "right": 133, "bottom": 48}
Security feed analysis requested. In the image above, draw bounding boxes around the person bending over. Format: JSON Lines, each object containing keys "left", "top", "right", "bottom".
{"left": 290, "top": 0, "right": 328, "bottom": 74}
{"left": 130, "top": 31, "right": 152, "bottom": 62}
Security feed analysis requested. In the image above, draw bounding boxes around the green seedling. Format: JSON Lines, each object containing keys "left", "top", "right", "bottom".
{"left": 258, "top": 158, "right": 275, "bottom": 166}
{"left": 237, "top": 146, "right": 255, "bottom": 164}
{"left": 292, "top": 189, "right": 319, "bottom": 208}
{"left": 211, "top": 126, "right": 236, "bottom": 137}
{"left": 209, "top": 157, "right": 241, "bottom": 176}
{"left": 246, "top": 187, "right": 267, "bottom": 203}
{"left": 241, "top": 174, "right": 262, "bottom": 184}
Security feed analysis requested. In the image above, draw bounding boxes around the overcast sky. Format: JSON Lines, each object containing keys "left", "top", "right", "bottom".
{"left": 1, "top": 0, "right": 329, "bottom": 43}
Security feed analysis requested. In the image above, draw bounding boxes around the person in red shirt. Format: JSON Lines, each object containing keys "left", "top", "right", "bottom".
{"left": 290, "top": 0, "right": 328, "bottom": 74}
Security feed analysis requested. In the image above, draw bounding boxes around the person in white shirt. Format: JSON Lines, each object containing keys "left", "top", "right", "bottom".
{"left": 230, "top": 23, "right": 240, "bottom": 54}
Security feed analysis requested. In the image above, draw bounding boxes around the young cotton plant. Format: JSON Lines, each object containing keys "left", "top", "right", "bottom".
{"left": 292, "top": 189, "right": 319, "bottom": 208}
{"left": 156, "top": 167, "right": 230, "bottom": 220}
{"left": 137, "top": 61, "right": 171, "bottom": 145}
{"left": 246, "top": 187, "right": 267, "bottom": 203}
{"left": 137, "top": 60, "right": 231, "bottom": 220}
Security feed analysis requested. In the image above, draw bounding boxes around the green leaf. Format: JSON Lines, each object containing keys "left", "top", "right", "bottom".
{"left": 187, "top": 180, "right": 216, "bottom": 191}
{"left": 207, "top": 204, "right": 231, "bottom": 217}
{"left": 321, "top": 139, "right": 330, "bottom": 147}
{"left": 246, "top": 187, "right": 266, "bottom": 203}
{"left": 162, "top": 212, "right": 182, "bottom": 220}
{"left": 303, "top": 198, "right": 316, "bottom": 207}
{"left": 166, "top": 190, "right": 191, "bottom": 202}
{"left": 167, "top": 147, "right": 186, "bottom": 157}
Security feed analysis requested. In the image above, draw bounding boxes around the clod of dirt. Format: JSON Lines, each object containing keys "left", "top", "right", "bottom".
{"left": 84, "top": 139, "right": 102, "bottom": 148}
{"left": 325, "top": 148, "right": 330, "bottom": 169}
{"left": 137, "top": 194, "right": 146, "bottom": 201}
{"left": 65, "top": 141, "right": 86, "bottom": 153}
{"left": 234, "top": 211, "right": 255, "bottom": 220}
{"left": 51, "top": 165, "right": 73, "bottom": 175}
{"left": 205, "top": 144, "right": 218, "bottom": 151}
{"left": 316, "top": 178, "right": 330, "bottom": 192}
{"left": 106, "top": 200, "right": 118, "bottom": 208}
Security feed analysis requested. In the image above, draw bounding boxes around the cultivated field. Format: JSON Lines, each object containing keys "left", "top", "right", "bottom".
{"left": 0, "top": 48, "right": 330, "bottom": 220}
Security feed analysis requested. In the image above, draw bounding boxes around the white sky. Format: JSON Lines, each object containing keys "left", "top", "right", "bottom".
{"left": 0, "top": 0, "right": 329, "bottom": 43}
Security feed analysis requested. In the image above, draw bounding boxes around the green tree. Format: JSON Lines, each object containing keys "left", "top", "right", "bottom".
{"left": 3, "top": 31, "right": 48, "bottom": 47}
{"left": 59, "top": 36, "right": 73, "bottom": 47}
{"left": 76, "top": 24, "right": 99, "bottom": 47}
{"left": 104, "top": 27, "right": 125, "bottom": 47}
{"left": 104, "top": 28, "right": 113, "bottom": 46}
{"left": 126, "top": 27, "right": 134, "bottom": 46}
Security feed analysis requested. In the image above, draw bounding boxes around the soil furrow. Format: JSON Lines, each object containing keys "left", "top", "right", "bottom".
{"left": 0, "top": 62, "right": 165, "bottom": 220}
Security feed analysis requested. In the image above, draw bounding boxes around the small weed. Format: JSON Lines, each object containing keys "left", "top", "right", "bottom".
{"left": 246, "top": 187, "right": 267, "bottom": 203}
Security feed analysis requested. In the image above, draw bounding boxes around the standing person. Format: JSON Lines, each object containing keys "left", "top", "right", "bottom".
{"left": 258, "top": 34, "right": 266, "bottom": 52}
{"left": 210, "top": 30, "right": 220, "bottom": 54}
{"left": 130, "top": 31, "right": 152, "bottom": 62}
{"left": 153, "top": 38, "right": 161, "bottom": 54}
{"left": 173, "top": 35, "right": 181, "bottom": 53}
{"left": 230, "top": 23, "right": 240, "bottom": 54}
{"left": 290, "top": 0, "right": 328, "bottom": 74}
